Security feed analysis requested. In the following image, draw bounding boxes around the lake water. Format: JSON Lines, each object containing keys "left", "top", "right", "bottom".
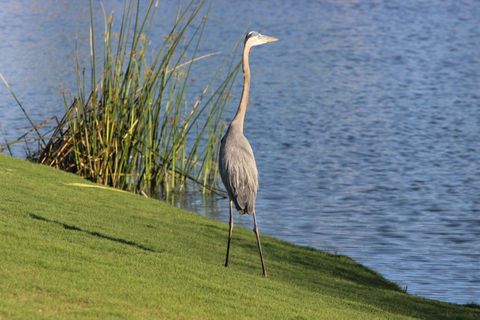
{"left": 0, "top": 0, "right": 479, "bottom": 305}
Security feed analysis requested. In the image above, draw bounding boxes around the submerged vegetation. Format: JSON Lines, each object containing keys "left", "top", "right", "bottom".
{"left": 2, "top": 0, "right": 239, "bottom": 197}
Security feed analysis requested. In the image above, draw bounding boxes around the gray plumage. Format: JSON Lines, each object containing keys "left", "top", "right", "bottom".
{"left": 219, "top": 31, "right": 278, "bottom": 277}
{"left": 219, "top": 125, "right": 258, "bottom": 214}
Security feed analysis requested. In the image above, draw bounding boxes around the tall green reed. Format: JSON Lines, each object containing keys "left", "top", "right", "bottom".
{"left": 39, "top": 0, "right": 239, "bottom": 197}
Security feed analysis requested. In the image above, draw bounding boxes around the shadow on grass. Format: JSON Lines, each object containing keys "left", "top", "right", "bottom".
{"left": 29, "top": 213, "right": 158, "bottom": 253}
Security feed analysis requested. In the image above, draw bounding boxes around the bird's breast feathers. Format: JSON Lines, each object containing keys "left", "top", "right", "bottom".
{"left": 219, "top": 133, "right": 259, "bottom": 213}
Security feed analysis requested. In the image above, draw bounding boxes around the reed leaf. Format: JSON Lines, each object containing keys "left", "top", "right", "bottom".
{"left": 37, "top": 0, "right": 238, "bottom": 199}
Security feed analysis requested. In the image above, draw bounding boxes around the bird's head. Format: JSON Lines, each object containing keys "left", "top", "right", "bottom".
{"left": 244, "top": 31, "right": 278, "bottom": 47}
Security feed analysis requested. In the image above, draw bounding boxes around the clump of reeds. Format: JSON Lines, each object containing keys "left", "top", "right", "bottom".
{"left": 38, "top": 0, "right": 239, "bottom": 196}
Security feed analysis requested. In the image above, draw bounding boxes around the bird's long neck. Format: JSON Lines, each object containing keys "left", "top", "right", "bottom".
{"left": 231, "top": 43, "right": 252, "bottom": 133}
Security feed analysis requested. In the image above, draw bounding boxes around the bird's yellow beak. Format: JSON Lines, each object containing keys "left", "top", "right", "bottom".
{"left": 263, "top": 35, "right": 279, "bottom": 43}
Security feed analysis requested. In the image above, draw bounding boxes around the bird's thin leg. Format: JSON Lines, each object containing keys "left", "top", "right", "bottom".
{"left": 252, "top": 211, "right": 267, "bottom": 277}
{"left": 225, "top": 200, "right": 234, "bottom": 267}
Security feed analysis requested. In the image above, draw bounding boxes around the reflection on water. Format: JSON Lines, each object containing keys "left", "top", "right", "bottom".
{"left": 1, "top": 0, "right": 479, "bottom": 304}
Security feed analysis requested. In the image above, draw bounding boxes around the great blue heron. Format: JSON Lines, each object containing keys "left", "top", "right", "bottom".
{"left": 219, "top": 31, "right": 278, "bottom": 277}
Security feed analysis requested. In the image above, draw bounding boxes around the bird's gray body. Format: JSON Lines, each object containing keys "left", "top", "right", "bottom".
{"left": 219, "top": 124, "right": 258, "bottom": 215}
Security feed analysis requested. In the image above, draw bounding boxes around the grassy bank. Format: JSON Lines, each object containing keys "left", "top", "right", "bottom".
{"left": 0, "top": 154, "right": 477, "bottom": 319}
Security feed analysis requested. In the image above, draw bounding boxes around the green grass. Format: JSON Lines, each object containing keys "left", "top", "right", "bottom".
{"left": 0, "top": 154, "right": 478, "bottom": 319}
